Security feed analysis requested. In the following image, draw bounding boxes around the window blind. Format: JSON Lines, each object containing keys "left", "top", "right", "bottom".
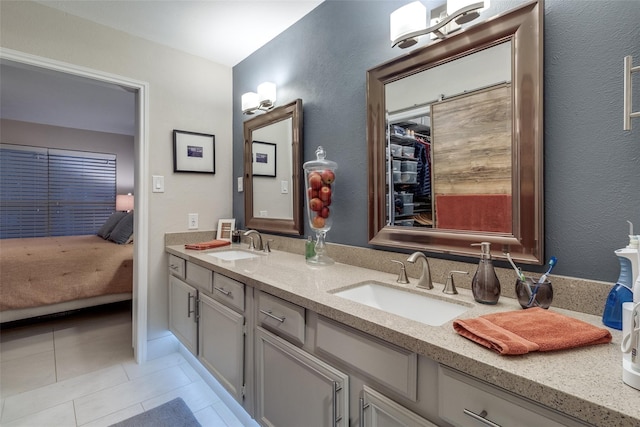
{"left": 0, "top": 145, "right": 117, "bottom": 239}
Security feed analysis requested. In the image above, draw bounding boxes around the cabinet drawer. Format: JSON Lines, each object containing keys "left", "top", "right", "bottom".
{"left": 438, "top": 366, "right": 588, "bottom": 427}
{"left": 186, "top": 261, "right": 213, "bottom": 293}
{"left": 212, "top": 272, "right": 245, "bottom": 313}
{"left": 257, "top": 292, "right": 305, "bottom": 345}
{"left": 315, "top": 315, "right": 417, "bottom": 401}
{"left": 168, "top": 255, "right": 185, "bottom": 279}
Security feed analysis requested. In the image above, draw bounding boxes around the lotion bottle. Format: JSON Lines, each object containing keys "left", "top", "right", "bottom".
{"left": 471, "top": 242, "right": 501, "bottom": 304}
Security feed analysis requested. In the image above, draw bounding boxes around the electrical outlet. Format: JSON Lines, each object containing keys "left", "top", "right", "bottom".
{"left": 188, "top": 213, "right": 198, "bottom": 230}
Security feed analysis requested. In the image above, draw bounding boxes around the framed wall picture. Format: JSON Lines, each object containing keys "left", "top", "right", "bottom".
{"left": 252, "top": 140, "right": 276, "bottom": 177}
{"left": 216, "top": 218, "right": 236, "bottom": 241}
{"left": 173, "top": 130, "right": 215, "bottom": 173}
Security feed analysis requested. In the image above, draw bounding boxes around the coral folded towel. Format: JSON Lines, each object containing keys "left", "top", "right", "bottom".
{"left": 184, "top": 240, "right": 230, "bottom": 250}
{"left": 453, "top": 307, "right": 612, "bottom": 355}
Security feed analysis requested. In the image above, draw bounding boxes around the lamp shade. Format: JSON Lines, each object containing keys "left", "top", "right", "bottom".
{"left": 116, "top": 193, "right": 134, "bottom": 212}
{"left": 242, "top": 92, "right": 259, "bottom": 112}
{"left": 390, "top": 1, "right": 427, "bottom": 42}
{"left": 257, "top": 82, "right": 276, "bottom": 106}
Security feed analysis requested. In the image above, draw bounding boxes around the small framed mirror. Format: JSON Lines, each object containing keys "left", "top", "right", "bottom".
{"left": 244, "top": 99, "right": 303, "bottom": 235}
{"left": 367, "top": 1, "right": 543, "bottom": 264}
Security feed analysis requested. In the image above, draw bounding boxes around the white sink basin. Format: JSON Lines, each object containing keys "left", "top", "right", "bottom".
{"left": 333, "top": 282, "right": 468, "bottom": 326}
{"left": 207, "top": 250, "right": 261, "bottom": 261}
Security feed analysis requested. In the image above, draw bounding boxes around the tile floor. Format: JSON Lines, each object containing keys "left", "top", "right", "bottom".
{"left": 0, "top": 305, "right": 254, "bottom": 426}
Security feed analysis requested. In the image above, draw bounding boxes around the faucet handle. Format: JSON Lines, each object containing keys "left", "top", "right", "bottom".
{"left": 248, "top": 236, "right": 256, "bottom": 251}
{"left": 264, "top": 239, "right": 273, "bottom": 253}
{"left": 391, "top": 260, "right": 409, "bottom": 284}
{"left": 443, "top": 270, "right": 468, "bottom": 295}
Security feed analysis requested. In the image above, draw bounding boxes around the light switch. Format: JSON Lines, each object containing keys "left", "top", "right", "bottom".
{"left": 281, "top": 180, "right": 289, "bottom": 194}
{"left": 152, "top": 175, "right": 164, "bottom": 193}
{"left": 188, "top": 213, "right": 198, "bottom": 230}
{"left": 237, "top": 177, "right": 244, "bottom": 192}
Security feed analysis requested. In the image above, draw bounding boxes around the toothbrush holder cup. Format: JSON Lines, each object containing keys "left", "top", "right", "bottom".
{"left": 515, "top": 277, "right": 553, "bottom": 309}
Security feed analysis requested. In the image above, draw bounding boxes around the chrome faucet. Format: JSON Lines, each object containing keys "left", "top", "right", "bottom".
{"left": 406, "top": 252, "right": 433, "bottom": 290}
{"left": 244, "top": 229, "right": 263, "bottom": 251}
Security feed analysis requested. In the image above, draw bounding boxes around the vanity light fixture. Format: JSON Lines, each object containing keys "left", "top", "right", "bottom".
{"left": 242, "top": 82, "right": 277, "bottom": 115}
{"left": 390, "top": 0, "right": 489, "bottom": 48}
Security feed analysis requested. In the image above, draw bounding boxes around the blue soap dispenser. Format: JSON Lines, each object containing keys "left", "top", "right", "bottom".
{"left": 471, "top": 242, "right": 501, "bottom": 304}
{"left": 603, "top": 221, "right": 638, "bottom": 329}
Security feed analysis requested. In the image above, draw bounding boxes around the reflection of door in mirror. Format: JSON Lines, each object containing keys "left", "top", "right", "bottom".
{"left": 385, "top": 41, "right": 512, "bottom": 233}
{"left": 252, "top": 117, "right": 293, "bottom": 220}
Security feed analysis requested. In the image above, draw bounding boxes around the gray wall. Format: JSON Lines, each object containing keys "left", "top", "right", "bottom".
{"left": 233, "top": 0, "right": 640, "bottom": 283}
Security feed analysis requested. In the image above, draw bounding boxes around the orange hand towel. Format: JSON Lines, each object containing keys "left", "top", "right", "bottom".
{"left": 453, "top": 307, "right": 612, "bottom": 355}
{"left": 184, "top": 240, "right": 230, "bottom": 250}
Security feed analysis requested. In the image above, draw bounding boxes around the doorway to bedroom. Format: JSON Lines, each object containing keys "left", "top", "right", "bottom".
{"left": 0, "top": 48, "right": 149, "bottom": 363}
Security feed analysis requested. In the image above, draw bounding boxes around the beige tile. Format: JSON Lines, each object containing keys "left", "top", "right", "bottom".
{"left": 212, "top": 400, "right": 249, "bottom": 427}
{"left": 194, "top": 405, "right": 229, "bottom": 427}
{"left": 54, "top": 321, "right": 133, "bottom": 381}
{"left": 74, "top": 365, "right": 191, "bottom": 425}
{"left": 179, "top": 359, "right": 204, "bottom": 382}
{"left": 0, "top": 327, "right": 54, "bottom": 362}
{"left": 0, "top": 350, "right": 56, "bottom": 398}
{"left": 142, "top": 380, "right": 221, "bottom": 413}
{"left": 80, "top": 403, "right": 144, "bottom": 427}
{"left": 0, "top": 401, "right": 76, "bottom": 427}
{"left": 1, "top": 364, "right": 128, "bottom": 424}
{"left": 122, "top": 352, "right": 186, "bottom": 380}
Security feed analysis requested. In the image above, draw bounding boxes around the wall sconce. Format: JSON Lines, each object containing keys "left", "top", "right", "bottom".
{"left": 242, "top": 82, "right": 277, "bottom": 115}
{"left": 390, "top": 0, "right": 489, "bottom": 48}
{"left": 116, "top": 193, "right": 134, "bottom": 212}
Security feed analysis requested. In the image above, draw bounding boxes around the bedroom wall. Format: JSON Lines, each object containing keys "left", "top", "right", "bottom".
{"left": 1, "top": 119, "right": 135, "bottom": 194}
{"left": 0, "top": 1, "right": 234, "bottom": 342}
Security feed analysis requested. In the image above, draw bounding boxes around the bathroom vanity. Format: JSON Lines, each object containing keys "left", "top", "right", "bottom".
{"left": 166, "top": 243, "right": 638, "bottom": 427}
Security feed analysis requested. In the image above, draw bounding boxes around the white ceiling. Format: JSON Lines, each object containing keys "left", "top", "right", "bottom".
{"left": 1, "top": 1, "right": 323, "bottom": 136}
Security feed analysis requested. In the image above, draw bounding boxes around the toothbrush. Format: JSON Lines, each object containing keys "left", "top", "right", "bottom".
{"left": 505, "top": 252, "right": 530, "bottom": 296}
{"left": 528, "top": 256, "right": 557, "bottom": 306}
{"left": 505, "top": 252, "right": 526, "bottom": 281}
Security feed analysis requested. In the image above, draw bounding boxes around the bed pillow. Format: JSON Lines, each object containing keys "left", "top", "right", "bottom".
{"left": 108, "top": 211, "right": 134, "bottom": 244}
{"left": 97, "top": 211, "right": 128, "bottom": 239}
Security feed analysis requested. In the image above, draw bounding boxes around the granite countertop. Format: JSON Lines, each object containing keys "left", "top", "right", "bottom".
{"left": 166, "top": 244, "right": 639, "bottom": 426}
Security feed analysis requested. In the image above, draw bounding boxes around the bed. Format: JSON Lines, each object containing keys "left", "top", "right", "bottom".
{"left": 0, "top": 234, "right": 133, "bottom": 323}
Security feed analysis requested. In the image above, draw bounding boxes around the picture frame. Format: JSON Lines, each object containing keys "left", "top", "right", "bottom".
{"left": 216, "top": 218, "right": 236, "bottom": 241}
{"left": 252, "top": 140, "right": 277, "bottom": 177}
{"left": 173, "top": 129, "right": 215, "bottom": 174}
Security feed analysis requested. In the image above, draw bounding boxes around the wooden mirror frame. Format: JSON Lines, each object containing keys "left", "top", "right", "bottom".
{"left": 244, "top": 99, "right": 303, "bottom": 235}
{"left": 367, "top": 0, "right": 543, "bottom": 264}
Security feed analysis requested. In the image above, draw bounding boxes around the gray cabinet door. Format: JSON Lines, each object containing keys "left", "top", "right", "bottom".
{"left": 198, "top": 293, "right": 245, "bottom": 403}
{"left": 255, "top": 327, "right": 349, "bottom": 427}
{"left": 360, "top": 385, "right": 436, "bottom": 427}
{"left": 169, "top": 275, "right": 198, "bottom": 354}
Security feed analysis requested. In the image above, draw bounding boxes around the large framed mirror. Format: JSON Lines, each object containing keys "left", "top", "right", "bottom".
{"left": 244, "top": 99, "right": 303, "bottom": 235}
{"left": 367, "top": 0, "right": 543, "bottom": 264}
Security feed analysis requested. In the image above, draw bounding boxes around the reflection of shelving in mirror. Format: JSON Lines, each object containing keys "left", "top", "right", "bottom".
{"left": 386, "top": 113, "right": 433, "bottom": 228}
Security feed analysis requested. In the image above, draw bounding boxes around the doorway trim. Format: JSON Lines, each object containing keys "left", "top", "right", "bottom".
{"left": 1, "top": 47, "right": 149, "bottom": 363}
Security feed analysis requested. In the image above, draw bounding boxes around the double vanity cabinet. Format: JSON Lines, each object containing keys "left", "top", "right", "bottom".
{"left": 166, "top": 246, "right": 627, "bottom": 427}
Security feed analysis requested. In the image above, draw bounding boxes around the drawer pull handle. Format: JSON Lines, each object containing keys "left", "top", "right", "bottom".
{"left": 260, "top": 309, "right": 286, "bottom": 323}
{"left": 170, "top": 264, "right": 179, "bottom": 270}
{"left": 463, "top": 409, "right": 501, "bottom": 427}
{"left": 333, "top": 381, "right": 343, "bottom": 427}
{"left": 359, "top": 397, "right": 370, "bottom": 427}
{"left": 187, "top": 292, "right": 196, "bottom": 319}
{"left": 214, "top": 286, "right": 233, "bottom": 297}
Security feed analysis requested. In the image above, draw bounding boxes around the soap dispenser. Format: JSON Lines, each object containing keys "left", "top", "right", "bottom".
{"left": 471, "top": 242, "right": 501, "bottom": 304}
